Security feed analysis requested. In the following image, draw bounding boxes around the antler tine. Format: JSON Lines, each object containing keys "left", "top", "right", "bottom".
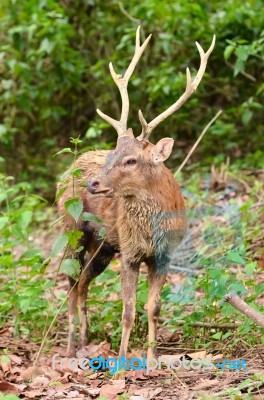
{"left": 137, "top": 35, "right": 216, "bottom": 141}
{"left": 96, "top": 26, "right": 152, "bottom": 137}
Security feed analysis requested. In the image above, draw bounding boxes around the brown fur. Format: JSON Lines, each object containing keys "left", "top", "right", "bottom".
{"left": 57, "top": 135, "right": 186, "bottom": 359}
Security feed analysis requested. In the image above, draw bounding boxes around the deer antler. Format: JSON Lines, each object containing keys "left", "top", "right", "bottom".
{"left": 97, "top": 26, "right": 152, "bottom": 137}
{"left": 137, "top": 35, "right": 216, "bottom": 141}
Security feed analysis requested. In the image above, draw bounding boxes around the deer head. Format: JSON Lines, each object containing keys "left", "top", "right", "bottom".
{"left": 88, "top": 27, "right": 215, "bottom": 197}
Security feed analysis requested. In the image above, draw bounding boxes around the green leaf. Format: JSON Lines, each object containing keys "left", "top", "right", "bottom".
{"left": 235, "top": 46, "right": 250, "bottom": 61}
{"left": 65, "top": 199, "right": 83, "bottom": 222}
{"left": 70, "top": 137, "right": 82, "bottom": 145}
{"left": 66, "top": 229, "right": 83, "bottom": 249}
{"left": 86, "top": 127, "right": 100, "bottom": 138}
{"left": 1, "top": 355, "right": 10, "bottom": 364}
{"left": 18, "top": 210, "right": 33, "bottom": 229}
{"left": 211, "top": 331, "right": 222, "bottom": 340}
{"left": 227, "top": 252, "right": 245, "bottom": 265}
{"left": 70, "top": 167, "right": 82, "bottom": 177}
{"left": 0, "top": 216, "right": 8, "bottom": 230}
{"left": 238, "top": 378, "right": 252, "bottom": 389}
{"left": 40, "top": 258, "right": 51, "bottom": 274}
{"left": 245, "top": 261, "right": 256, "bottom": 276}
{"left": 51, "top": 234, "right": 68, "bottom": 257}
{"left": 222, "top": 332, "right": 232, "bottom": 339}
{"left": 99, "top": 227, "right": 106, "bottom": 239}
{"left": 54, "top": 148, "right": 73, "bottom": 157}
{"left": 39, "top": 38, "right": 55, "bottom": 54}
{"left": 60, "top": 259, "right": 80, "bottom": 278}
{"left": 0, "top": 395, "right": 20, "bottom": 400}
{"left": 224, "top": 44, "right": 235, "bottom": 61}
{"left": 241, "top": 109, "right": 253, "bottom": 126}
{"left": 0, "top": 124, "right": 8, "bottom": 138}
{"left": 234, "top": 58, "right": 245, "bottom": 76}
{"left": 19, "top": 298, "right": 31, "bottom": 313}
{"left": 82, "top": 212, "right": 104, "bottom": 225}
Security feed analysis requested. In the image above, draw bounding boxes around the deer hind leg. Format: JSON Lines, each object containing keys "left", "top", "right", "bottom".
{"left": 119, "top": 264, "right": 139, "bottom": 358}
{"left": 147, "top": 266, "right": 166, "bottom": 359}
{"left": 66, "top": 241, "right": 115, "bottom": 356}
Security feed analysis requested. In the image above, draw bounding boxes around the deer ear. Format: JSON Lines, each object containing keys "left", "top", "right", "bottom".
{"left": 152, "top": 138, "right": 174, "bottom": 164}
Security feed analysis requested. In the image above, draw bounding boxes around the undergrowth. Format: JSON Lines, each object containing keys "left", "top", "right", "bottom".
{"left": 0, "top": 138, "right": 263, "bottom": 355}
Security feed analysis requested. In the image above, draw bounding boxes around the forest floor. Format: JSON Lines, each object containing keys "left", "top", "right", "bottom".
{"left": 0, "top": 168, "right": 264, "bottom": 400}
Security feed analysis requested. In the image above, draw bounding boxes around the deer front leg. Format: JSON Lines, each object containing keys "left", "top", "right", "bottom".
{"left": 119, "top": 264, "right": 139, "bottom": 358}
{"left": 77, "top": 272, "right": 90, "bottom": 349}
{"left": 147, "top": 269, "right": 166, "bottom": 359}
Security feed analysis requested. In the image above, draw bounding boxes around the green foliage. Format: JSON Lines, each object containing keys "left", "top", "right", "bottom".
{"left": 0, "top": 173, "right": 57, "bottom": 337}
{"left": 87, "top": 267, "right": 148, "bottom": 349}
{"left": 0, "top": 0, "right": 86, "bottom": 194}
{"left": 162, "top": 171, "right": 264, "bottom": 348}
{"left": 0, "top": 0, "right": 263, "bottom": 195}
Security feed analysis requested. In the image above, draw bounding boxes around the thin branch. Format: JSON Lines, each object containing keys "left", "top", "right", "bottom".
{"left": 223, "top": 292, "right": 264, "bottom": 328}
{"left": 118, "top": 2, "right": 141, "bottom": 24}
{"left": 175, "top": 109, "right": 223, "bottom": 176}
{"left": 226, "top": 61, "right": 257, "bottom": 82}
{"left": 159, "top": 317, "right": 240, "bottom": 329}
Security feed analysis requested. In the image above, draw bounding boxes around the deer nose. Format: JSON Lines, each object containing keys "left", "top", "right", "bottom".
{"left": 87, "top": 179, "right": 100, "bottom": 194}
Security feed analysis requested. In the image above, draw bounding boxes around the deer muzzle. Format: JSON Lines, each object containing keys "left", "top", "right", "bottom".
{"left": 87, "top": 178, "right": 113, "bottom": 197}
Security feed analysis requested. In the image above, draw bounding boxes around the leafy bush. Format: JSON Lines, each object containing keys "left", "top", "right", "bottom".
{"left": 0, "top": 173, "right": 56, "bottom": 337}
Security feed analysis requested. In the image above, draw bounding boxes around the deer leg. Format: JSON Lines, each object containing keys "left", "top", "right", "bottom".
{"left": 67, "top": 277, "right": 78, "bottom": 357}
{"left": 147, "top": 267, "right": 166, "bottom": 359}
{"left": 77, "top": 272, "right": 90, "bottom": 349}
{"left": 77, "top": 245, "right": 116, "bottom": 350}
{"left": 119, "top": 264, "right": 139, "bottom": 358}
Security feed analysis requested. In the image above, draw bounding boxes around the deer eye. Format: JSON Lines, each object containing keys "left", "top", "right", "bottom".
{"left": 124, "top": 158, "right": 137, "bottom": 166}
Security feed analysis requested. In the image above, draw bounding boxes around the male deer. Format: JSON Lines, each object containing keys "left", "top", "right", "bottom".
{"left": 57, "top": 27, "right": 215, "bottom": 360}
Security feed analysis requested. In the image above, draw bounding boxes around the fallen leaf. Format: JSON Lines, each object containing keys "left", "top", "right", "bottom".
{"left": 31, "top": 376, "right": 50, "bottom": 387}
{"left": 0, "top": 381, "right": 19, "bottom": 394}
{"left": 187, "top": 351, "right": 207, "bottom": 359}
{"left": 8, "top": 354, "right": 23, "bottom": 365}
{"left": 133, "top": 387, "right": 162, "bottom": 399}
{"left": 68, "top": 390, "right": 81, "bottom": 398}
{"left": 23, "top": 389, "right": 44, "bottom": 398}
{"left": 168, "top": 331, "right": 181, "bottom": 342}
{"left": 49, "top": 372, "right": 72, "bottom": 385}
{"left": 147, "top": 369, "right": 171, "bottom": 377}
{"left": 90, "top": 378, "right": 104, "bottom": 387}
{"left": 125, "top": 370, "right": 148, "bottom": 381}
{"left": 16, "top": 383, "right": 27, "bottom": 391}
{"left": 0, "top": 355, "right": 12, "bottom": 375}
{"left": 86, "top": 372, "right": 103, "bottom": 380}
{"left": 76, "top": 340, "right": 116, "bottom": 360}
{"left": 192, "top": 378, "right": 219, "bottom": 390}
{"left": 100, "top": 379, "right": 126, "bottom": 399}
{"left": 211, "top": 354, "right": 223, "bottom": 361}
{"left": 87, "top": 387, "right": 100, "bottom": 397}
{"left": 20, "top": 366, "right": 44, "bottom": 381}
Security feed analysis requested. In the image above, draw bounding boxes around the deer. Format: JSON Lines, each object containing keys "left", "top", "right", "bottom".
{"left": 57, "top": 27, "right": 215, "bottom": 363}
